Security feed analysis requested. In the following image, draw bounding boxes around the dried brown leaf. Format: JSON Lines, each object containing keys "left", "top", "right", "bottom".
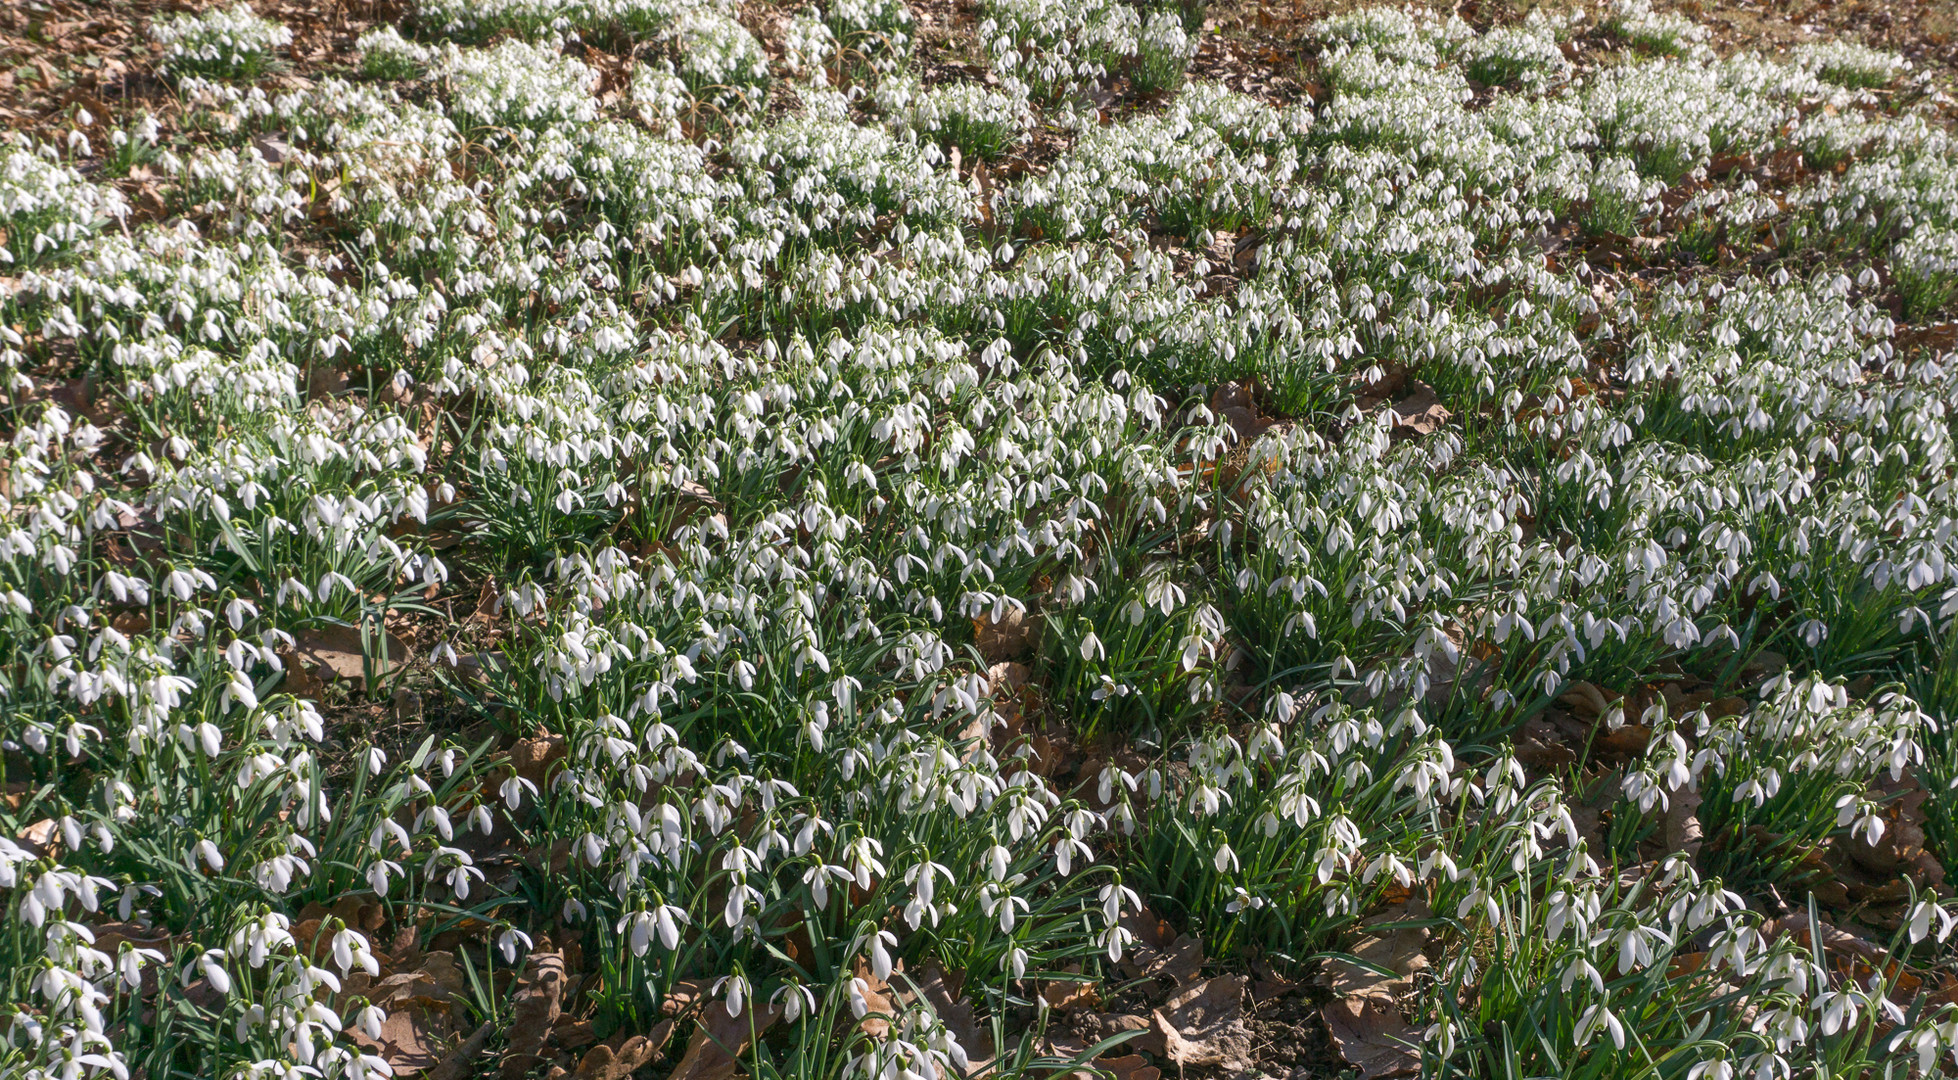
{"left": 1843, "top": 769, "right": 1943, "bottom": 885}
{"left": 1094, "top": 1054, "right": 1159, "bottom": 1080}
{"left": 1208, "top": 381, "right": 1273, "bottom": 441}
{"left": 662, "top": 979, "right": 710, "bottom": 1017}
{"left": 1117, "top": 906, "right": 1176, "bottom": 957}
{"left": 1323, "top": 993, "right": 1420, "bottom": 1079}
{"left": 500, "top": 950, "right": 566, "bottom": 1080}
{"left": 291, "top": 621, "right": 409, "bottom": 688}
{"left": 427, "top": 1022, "right": 495, "bottom": 1080}
{"left": 1039, "top": 977, "right": 1099, "bottom": 1013}
{"left": 18, "top": 818, "right": 58, "bottom": 858}
{"left": 1389, "top": 382, "right": 1450, "bottom": 436}
{"left": 667, "top": 1002, "right": 784, "bottom": 1080}
{"left": 510, "top": 733, "right": 567, "bottom": 792}
{"left": 1513, "top": 716, "right": 1578, "bottom": 769}
{"left": 1141, "top": 934, "right": 1204, "bottom": 987}
{"left": 350, "top": 1007, "right": 444, "bottom": 1076}
{"left": 1070, "top": 1012, "right": 1151, "bottom": 1048}
{"left": 972, "top": 607, "right": 1035, "bottom": 662}
{"left": 575, "top": 1025, "right": 672, "bottom": 1080}
{"left": 554, "top": 1018, "right": 599, "bottom": 1050}
{"left": 906, "top": 963, "right": 995, "bottom": 1076}
{"left": 1328, "top": 902, "right": 1431, "bottom": 999}
{"left": 854, "top": 959, "right": 897, "bottom": 1038}
{"left": 1556, "top": 681, "right": 1612, "bottom": 719}
{"left": 1148, "top": 976, "right": 1252, "bottom": 1070}
{"left": 1665, "top": 785, "right": 1705, "bottom": 860}
{"left": 418, "top": 952, "right": 469, "bottom": 1000}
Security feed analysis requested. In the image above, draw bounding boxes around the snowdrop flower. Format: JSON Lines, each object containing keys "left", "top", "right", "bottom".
{"left": 366, "top": 859, "right": 402, "bottom": 898}
{"left": 195, "top": 950, "right": 232, "bottom": 995}
{"left": 1574, "top": 999, "right": 1626, "bottom": 1050}
{"left": 496, "top": 928, "right": 533, "bottom": 964}
{"left": 774, "top": 980, "right": 817, "bottom": 1023}
{"left": 1686, "top": 1059, "right": 1733, "bottom": 1080}
{"left": 1224, "top": 888, "right": 1266, "bottom": 914}
{"left": 865, "top": 927, "right": 899, "bottom": 981}
{"left": 1909, "top": 898, "right": 1956, "bottom": 944}
{"left": 356, "top": 1004, "right": 386, "bottom": 1041}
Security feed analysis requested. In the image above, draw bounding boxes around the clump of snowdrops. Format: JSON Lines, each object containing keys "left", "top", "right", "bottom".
{"left": 150, "top": 3, "right": 293, "bottom": 80}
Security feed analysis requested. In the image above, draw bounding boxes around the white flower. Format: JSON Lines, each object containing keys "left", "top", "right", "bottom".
{"left": 496, "top": 928, "right": 533, "bottom": 964}
{"left": 1574, "top": 1000, "right": 1625, "bottom": 1050}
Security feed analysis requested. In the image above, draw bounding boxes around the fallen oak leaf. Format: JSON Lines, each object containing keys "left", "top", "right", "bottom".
{"left": 667, "top": 1002, "right": 785, "bottom": 1080}
{"left": 1388, "top": 382, "right": 1450, "bottom": 436}
{"left": 1512, "top": 715, "right": 1578, "bottom": 769}
{"left": 1036, "top": 1032, "right": 1094, "bottom": 1078}
{"left": 1322, "top": 993, "right": 1420, "bottom": 1079}
{"left": 1761, "top": 915, "right": 1913, "bottom": 992}
{"left": 900, "top": 964, "right": 996, "bottom": 1077}
{"left": 1556, "top": 680, "right": 1613, "bottom": 719}
{"left": 573, "top": 1025, "right": 672, "bottom": 1080}
{"left": 1842, "top": 768, "right": 1942, "bottom": 884}
{"left": 1668, "top": 951, "right": 1709, "bottom": 979}
{"left": 290, "top": 621, "right": 410, "bottom": 690}
{"left": 1326, "top": 902, "right": 1431, "bottom": 999}
{"left": 853, "top": 959, "right": 898, "bottom": 1038}
{"left": 417, "top": 952, "right": 469, "bottom": 1002}
{"left": 1069, "top": 1012, "right": 1151, "bottom": 1049}
{"left": 972, "top": 607, "right": 1035, "bottom": 662}
{"left": 1040, "top": 968, "right": 1099, "bottom": 1012}
{"left": 1147, "top": 976, "right": 1252, "bottom": 1071}
{"left": 18, "top": 819, "right": 59, "bottom": 858}
{"left": 500, "top": 949, "right": 566, "bottom": 1080}
{"left": 1114, "top": 908, "right": 1202, "bottom": 985}
{"left": 1140, "top": 934, "right": 1203, "bottom": 987}
{"left": 509, "top": 732, "right": 567, "bottom": 793}
{"left": 1930, "top": 972, "right": 1958, "bottom": 1009}
{"left": 961, "top": 661, "right": 1027, "bottom": 760}
{"left": 554, "top": 1017, "right": 599, "bottom": 1050}
{"left": 1094, "top": 1054, "right": 1159, "bottom": 1080}
{"left": 1208, "top": 379, "right": 1272, "bottom": 441}
{"left": 1665, "top": 785, "right": 1705, "bottom": 861}
{"left": 427, "top": 1022, "right": 495, "bottom": 1080}
{"left": 1117, "top": 906, "right": 1175, "bottom": 960}
{"left": 363, "top": 953, "right": 468, "bottom": 1012}
{"left": 350, "top": 1006, "right": 444, "bottom": 1076}
{"left": 662, "top": 978, "right": 710, "bottom": 1017}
